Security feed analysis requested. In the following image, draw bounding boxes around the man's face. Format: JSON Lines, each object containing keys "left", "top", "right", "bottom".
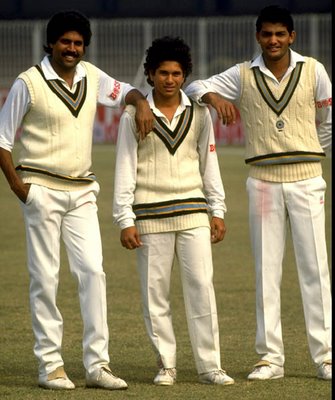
{"left": 50, "top": 31, "right": 85, "bottom": 72}
{"left": 256, "top": 22, "right": 295, "bottom": 62}
{"left": 150, "top": 61, "right": 185, "bottom": 100}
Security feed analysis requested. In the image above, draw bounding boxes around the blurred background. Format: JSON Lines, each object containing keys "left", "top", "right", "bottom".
{"left": 0, "top": 0, "right": 331, "bottom": 144}
{"left": 0, "top": 0, "right": 331, "bottom": 19}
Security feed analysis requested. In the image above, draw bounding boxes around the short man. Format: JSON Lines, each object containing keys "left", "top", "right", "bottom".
{"left": 185, "top": 5, "right": 332, "bottom": 381}
{"left": 0, "top": 10, "right": 153, "bottom": 390}
{"left": 113, "top": 36, "right": 234, "bottom": 386}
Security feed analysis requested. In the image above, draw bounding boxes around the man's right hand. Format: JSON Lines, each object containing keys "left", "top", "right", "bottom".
{"left": 120, "top": 226, "right": 143, "bottom": 250}
{"left": 0, "top": 147, "right": 30, "bottom": 203}
{"left": 202, "top": 92, "right": 237, "bottom": 125}
{"left": 18, "top": 183, "right": 31, "bottom": 203}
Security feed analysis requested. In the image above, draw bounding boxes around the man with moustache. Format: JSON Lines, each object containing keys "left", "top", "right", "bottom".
{"left": 0, "top": 10, "right": 153, "bottom": 390}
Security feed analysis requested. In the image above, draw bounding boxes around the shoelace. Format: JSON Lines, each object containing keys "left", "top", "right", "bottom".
{"left": 206, "top": 369, "right": 232, "bottom": 384}
{"left": 212, "top": 369, "right": 225, "bottom": 376}
{"left": 322, "top": 364, "right": 331, "bottom": 373}
{"left": 98, "top": 367, "right": 117, "bottom": 381}
{"left": 203, "top": 369, "right": 228, "bottom": 380}
{"left": 159, "top": 368, "right": 176, "bottom": 377}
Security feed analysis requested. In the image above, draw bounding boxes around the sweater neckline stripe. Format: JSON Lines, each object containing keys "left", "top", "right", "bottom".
{"left": 35, "top": 64, "right": 87, "bottom": 117}
{"left": 153, "top": 102, "right": 194, "bottom": 155}
{"left": 252, "top": 62, "right": 303, "bottom": 116}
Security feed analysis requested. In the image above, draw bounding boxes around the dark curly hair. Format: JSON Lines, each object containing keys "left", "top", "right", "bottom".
{"left": 43, "top": 10, "right": 92, "bottom": 54}
{"left": 256, "top": 5, "right": 294, "bottom": 34}
{"left": 144, "top": 36, "right": 192, "bottom": 86}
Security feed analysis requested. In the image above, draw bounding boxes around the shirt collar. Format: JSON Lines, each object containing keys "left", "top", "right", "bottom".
{"left": 147, "top": 89, "right": 191, "bottom": 118}
{"left": 250, "top": 49, "right": 305, "bottom": 78}
{"left": 40, "top": 55, "right": 86, "bottom": 86}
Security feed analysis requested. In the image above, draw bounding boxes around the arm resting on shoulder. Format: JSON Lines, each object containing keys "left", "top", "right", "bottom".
{"left": 201, "top": 92, "right": 237, "bottom": 125}
{"left": 125, "top": 89, "right": 154, "bottom": 139}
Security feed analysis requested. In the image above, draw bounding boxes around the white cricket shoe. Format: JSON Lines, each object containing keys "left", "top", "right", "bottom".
{"left": 86, "top": 366, "right": 128, "bottom": 390}
{"left": 248, "top": 360, "right": 284, "bottom": 380}
{"left": 38, "top": 366, "right": 75, "bottom": 390}
{"left": 317, "top": 361, "right": 332, "bottom": 380}
{"left": 199, "top": 369, "right": 235, "bottom": 385}
{"left": 153, "top": 368, "right": 177, "bottom": 385}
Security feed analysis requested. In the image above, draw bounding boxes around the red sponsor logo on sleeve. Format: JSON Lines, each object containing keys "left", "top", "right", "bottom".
{"left": 316, "top": 97, "right": 332, "bottom": 108}
{"left": 108, "top": 80, "right": 121, "bottom": 100}
{"left": 209, "top": 144, "right": 216, "bottom": 152}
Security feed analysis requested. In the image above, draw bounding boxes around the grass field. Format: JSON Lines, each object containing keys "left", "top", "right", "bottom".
{"left": 0, "top": 144, "right": 331, "bottom": 400}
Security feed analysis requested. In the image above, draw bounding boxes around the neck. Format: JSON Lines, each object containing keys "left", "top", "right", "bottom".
{"left": 153, "top": 91, "right": 180, "bottom": 107}
{"left": 153, "top": 91, "right": 181, "bottom": 122}
{"left": 263, "top": 52, "right": 290, "bottom": 80}
{"left": 50, "top": 59, "right": 76, "bottom": 88}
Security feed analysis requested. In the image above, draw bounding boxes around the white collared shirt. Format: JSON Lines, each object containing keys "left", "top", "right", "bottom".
{"left": 146, "top": 89, "right": 192, "bottom": 130}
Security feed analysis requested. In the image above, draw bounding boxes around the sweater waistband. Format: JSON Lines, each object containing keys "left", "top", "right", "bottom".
{"left": 133, "top": 197, "right": 208, "bottom": 221}
{"left": 249, "top": 161, "right": 322, "bottom": 182}
{"left": 245, "top": 151, "right": 325, "bottom": 166}
{"left": 136, "top": 212, "right": 210, "bottom": 235}
{"left": 16, "top": 164, "right": 96, "bottom": 183}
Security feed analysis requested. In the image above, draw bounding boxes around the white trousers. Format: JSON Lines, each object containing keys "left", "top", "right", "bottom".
{"left": 20, "top": 183, "right": 109, "bottom": 376}
{"left": 247, "top": 176, "right": 332, "bottom": 367}
{"left": 136, "top": 227, "right": 222, "bottom": 374}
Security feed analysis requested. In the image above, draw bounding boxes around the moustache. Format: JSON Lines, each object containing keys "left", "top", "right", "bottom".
{"left": 62, "top": 51, "right": 79, "bottom": 58}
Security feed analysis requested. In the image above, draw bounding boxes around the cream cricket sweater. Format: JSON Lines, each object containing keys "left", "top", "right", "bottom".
{"left": 126, "top": 103, "right": 211, "bottom": 235}
{"left": 239, "top": 57, "right": 324, "bottom": 182}
{"left": 16, "top": 61, "right": 99, "bottom": 190}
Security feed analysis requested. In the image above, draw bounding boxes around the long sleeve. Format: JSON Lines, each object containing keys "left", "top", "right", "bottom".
{"left": 198, "top": 107, "right": 227, "bottom": 218}
{"left": 185, "top": 65, "right": 241, "bottom": 104}
{"left": 96, "top": 66, "right": 135, "bottom": 107}
{"left": 314, "top": 62, "right": 332, "bottom": 156}
{"left": 0, "top": 79, "right": 30, "bottom": 151}
{"left": 112, "top": 109, "right": 138, "bottom": 229}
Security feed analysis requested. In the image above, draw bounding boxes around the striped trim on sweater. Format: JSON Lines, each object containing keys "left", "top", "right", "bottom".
{"left": 133, "top": 197, "right": 208, "bottom": 220}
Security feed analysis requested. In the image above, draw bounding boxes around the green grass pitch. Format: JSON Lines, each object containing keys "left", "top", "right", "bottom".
{"left": 0, "top": 144, "right": 331, "bottom": 399}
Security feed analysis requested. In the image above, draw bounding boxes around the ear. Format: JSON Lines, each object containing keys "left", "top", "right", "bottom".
{"left": 289, "top": 30, "right": 296, "bottom": 45}
{"left": 149, "top": 70, "right": 155, "bottom": 82}
{"left": 255, "top": 32, "right": 260, "bottom": 43}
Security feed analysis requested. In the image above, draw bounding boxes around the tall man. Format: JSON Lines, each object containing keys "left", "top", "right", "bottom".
{"left": 113, "top": 36, "right": 234, "bottom": 386}
{"left": 185, "top": 5, "right": 332, "bottom": 381}
{"left": 0, "top": 10, "right": 153, "bottom": 390}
